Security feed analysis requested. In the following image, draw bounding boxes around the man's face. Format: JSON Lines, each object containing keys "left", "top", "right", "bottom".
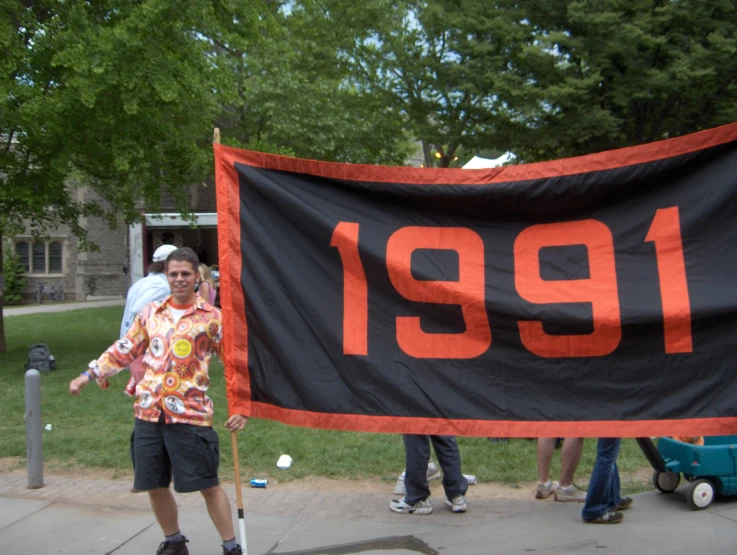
{"left": 166, "top": 260, "right": 200, "bottom": 305}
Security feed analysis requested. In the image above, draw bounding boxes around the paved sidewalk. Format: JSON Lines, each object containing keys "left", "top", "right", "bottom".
{"left": 1, "top": 470, "right": 736, "bottom": 554}
{"left": 4, "top": 298, "right": 125, "bottom": 317}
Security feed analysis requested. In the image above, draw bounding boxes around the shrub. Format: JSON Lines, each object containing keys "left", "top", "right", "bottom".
{"left": 3, "top": 253, "right": 27, "bottom": 305}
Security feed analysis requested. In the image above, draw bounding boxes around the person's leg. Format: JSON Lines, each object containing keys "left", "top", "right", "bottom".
{"left": 559, "top": 438, "right": 583, "bottom": 488}
{"left": 554, "top": 438, "right": 586, "bottom": 502}
{"left": 200, "top": 485, "right": 235, "bottom": 540}
{"left": 536, "top": 438, "right": 556, "bottom": 483}
{"left": 582, "top": 438, "right": 621, "bottom": 521}
{"left": 131, "top": 419, "right": 183, "bottom": 542}
{"left": 165, "top": 424, "right": 225, "bottom": 546}
{"left": 402, "top": 434, "right": 432, "bottom": 505}
{"left": 535, "top": 438, "right": 557, "bottom": 498}
{"left": 430, "top": 435, "right": 468, "bottom": 500}
{"left": 149, "top": 487, "right": 180, "bottom": 535}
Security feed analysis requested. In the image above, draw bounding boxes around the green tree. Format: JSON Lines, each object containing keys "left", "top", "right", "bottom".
{"left": 2, "top": 252, "right": 26, "bottom": 306}
{"left": 296, "top": 0, "right": 737, "bottom": 165}
{"left": 289, "top": 0, "right": 533, "bottom": 167}
{"left": 216, "top": 1, "right": 415, "bottom": 164}
{"left": 0, "top": 0, "right": 271, "bottom": 351}
{"left": 492, "top": 0, "right": 737, "bottom": 160}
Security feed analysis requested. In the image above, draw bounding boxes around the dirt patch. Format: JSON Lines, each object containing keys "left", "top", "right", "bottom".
{"left": 0, "top": 458, "right": 132, "bottom": 481}
{"left": 0, "top": 458, "right": 651, "bottom": 500}
{"left": 272, "top": 476, "right": 537, "bottom": 500}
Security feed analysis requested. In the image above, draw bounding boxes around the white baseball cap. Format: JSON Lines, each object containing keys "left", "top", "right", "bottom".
{"left": 152, "top": 244, "right": 178, "bottom": 262}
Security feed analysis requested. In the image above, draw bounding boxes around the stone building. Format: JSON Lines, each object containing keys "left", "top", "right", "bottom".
{"left": 6, "top": 181, "right": 219, "bottom": 304}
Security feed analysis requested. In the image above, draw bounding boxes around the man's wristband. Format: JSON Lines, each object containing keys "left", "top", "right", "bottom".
{"left": 80, "top": 370, "right": 94, "bottom": 381}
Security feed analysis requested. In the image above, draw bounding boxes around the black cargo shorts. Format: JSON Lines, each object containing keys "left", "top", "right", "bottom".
{"left": 130, "top": 417, "right": 220, "bottom": 493}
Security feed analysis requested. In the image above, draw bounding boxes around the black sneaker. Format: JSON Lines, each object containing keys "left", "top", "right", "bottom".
{"left": 223, "top": 545, "right": 243, "bottom": 555}
{"left": 156, "top": 537, "right": 189, "bottom": 555}
{"left": 583, "top": 511, "right": 623, "bottom": 524}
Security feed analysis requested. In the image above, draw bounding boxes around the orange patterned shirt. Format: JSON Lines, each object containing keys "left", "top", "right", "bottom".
{"left": 91, "top": 295, "right": 224, "bottom": 426}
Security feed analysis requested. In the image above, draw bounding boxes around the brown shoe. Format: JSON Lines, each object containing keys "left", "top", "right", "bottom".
{"left": 617, "top": 497, "right": 633, "bottom": 511}
{"left": 584, "top": 511, "right": 623, "bottom": 524}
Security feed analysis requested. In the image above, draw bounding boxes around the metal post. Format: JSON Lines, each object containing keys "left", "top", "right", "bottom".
{"left": 25, "top": 369, "right": 43, "bottom": 489}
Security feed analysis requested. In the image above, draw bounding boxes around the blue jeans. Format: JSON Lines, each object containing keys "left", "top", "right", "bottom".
{"left": 403, "top": 435, "right": 468, "bottom": 505}
{"left": 582, "top": 438, "right": 622, "bottom": 521}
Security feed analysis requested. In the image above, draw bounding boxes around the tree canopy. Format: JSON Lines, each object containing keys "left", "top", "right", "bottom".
{"left": 4, "top": 0, "right": 736, "bottom": 238}
{"left": 291, "top": 0, "right": 737, "bottom": 165}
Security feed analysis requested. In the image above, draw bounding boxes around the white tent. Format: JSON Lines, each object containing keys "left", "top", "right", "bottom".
{"left": 462, "top": 152, "right": 515, "bottom": 169}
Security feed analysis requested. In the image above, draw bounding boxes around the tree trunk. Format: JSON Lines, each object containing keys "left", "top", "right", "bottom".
{"left": 0, "top": 233, "right": 7, "bottom": 352}
{"left": 422, "top": 140, "right": 433, "bottom": 168}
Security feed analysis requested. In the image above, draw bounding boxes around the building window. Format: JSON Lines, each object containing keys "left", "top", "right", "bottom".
{"left": 15, "top": 242, "right": 29, "bottom": 272}
{"left": 49, "top": 241, "right": 63, "bottom": 273}
{"left": 32, "top": 242, "right": 46, "bottom": 274}
{"left": 14, "top": 239, "right": 64, "bottom": 275}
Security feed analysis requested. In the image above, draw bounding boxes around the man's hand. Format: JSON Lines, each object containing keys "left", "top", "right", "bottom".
{"left": 69, "top": 374, "right": 90, "bottom": 396}
{"left": 224, "top": 414, "right": 248, "bottom": 432}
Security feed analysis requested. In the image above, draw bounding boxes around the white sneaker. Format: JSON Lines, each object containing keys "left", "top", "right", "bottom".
{"left": 393, "top": 470, "right": 406, "bottom": 495}
{"left": 426, "top": 460, "right": 441, "bottom": 481}
{"left": 390, "top": 496, "right": 433, "bottom": 515}
{"left": 445, "top": 495, "right": 468, "bottom": 513}
{"left": 535, "top": 479, "right": 559, "bottom": 499}
{"left": 555, "top": 484, "right": 586, "bottom": 502}
{"left": 394, "top": 462, "right": 440, "bottom": 495}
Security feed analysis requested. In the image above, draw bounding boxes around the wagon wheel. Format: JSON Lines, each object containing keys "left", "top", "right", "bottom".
{"left": 58, "top": 290, "right": 67, "bottom": 302}
{"left": 652, "top": 471, "right": 680, "bottom": 493}
{"left": 686, "top": 479, "right": 714, "bottom": 510}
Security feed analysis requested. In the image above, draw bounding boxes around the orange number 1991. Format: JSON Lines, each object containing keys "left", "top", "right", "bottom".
{"left": 331, "top": 206, "right": 692, "bottom": 359}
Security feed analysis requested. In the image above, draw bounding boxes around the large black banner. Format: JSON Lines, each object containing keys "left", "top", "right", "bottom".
{"left": 216, "top": 123, "right": 737, "bottom": 437}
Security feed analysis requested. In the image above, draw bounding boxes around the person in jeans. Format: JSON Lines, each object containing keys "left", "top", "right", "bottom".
{"left": 393, "top": 458, "right": 441, "bottom": 496}
{"left": 70, "top": 247, "right": 247, "bottom": 555}
{"left": 581, "top": 438, "right": 633, "bottom": 524}
{"left": 535, "top": 438, "right": 587, "bottom": 502}
{"left": 390, "top": 435, "right": 468, "bottom": 515}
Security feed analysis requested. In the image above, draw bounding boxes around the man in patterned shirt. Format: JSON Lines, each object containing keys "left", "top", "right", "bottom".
{"left": 69, "top": 247, "right": 247, "bottom": 555}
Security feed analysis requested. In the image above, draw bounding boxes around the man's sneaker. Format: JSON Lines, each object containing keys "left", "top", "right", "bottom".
{"left": 223, "top": 545, "right": 243, "bottom": 555}
{"left": 395, "top": 462, "right": 440, "bottom": 494}
{"left": 535, "top": 480, "right": 559, "bottom": 499}
{"left": 394, "top": 470, "right": 406, "bottom": 495}
{"left": 445, "top": 495, "right": 468, "bottom": 513}
{"left": 616, "top": 497, "right": 633, "bottom": 511}
{"left": 156, "top": 537, "right": 189, "bottom": 555}
{"left": 554, "top": 484, "right": 586, "bottom": 502}
{"left": 124, "top": 376, "right": 137, "bottom": 397}
{"left": 427, "top": 460, "right": 441, "bottom": 481}
{"left": 389, "top": 496, "right": 433, "bottom": 515}
{"left": 584, "top": 511, "right": 624, "bottom": 524}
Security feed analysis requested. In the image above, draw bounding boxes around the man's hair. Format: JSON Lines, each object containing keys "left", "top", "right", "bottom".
{"left": 147, "top": 261, "right": 166, "bottom": 274}
{"left": 165, "top": 247, "right": 200, "bottom": 272}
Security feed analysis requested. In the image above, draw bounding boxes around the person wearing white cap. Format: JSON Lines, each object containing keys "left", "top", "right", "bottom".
{"left": 119, "top": 244, "right": 178, "bottom": 395}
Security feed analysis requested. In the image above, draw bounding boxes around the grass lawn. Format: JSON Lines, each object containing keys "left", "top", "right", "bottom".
{"left": 1, "top": 307, "right": 653, "bottom": 492}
